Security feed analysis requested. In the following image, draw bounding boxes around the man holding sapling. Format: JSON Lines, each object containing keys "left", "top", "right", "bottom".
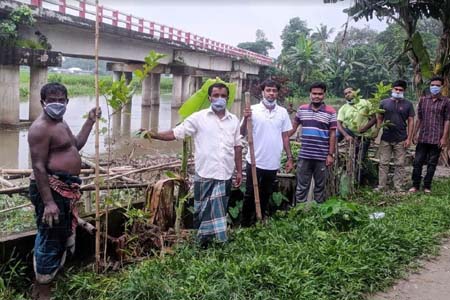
{"left": 240, "top": 79, "right": 293, "bottom": 226}
{"left": 28, "top": 83, "right": 100, "bottom": 299}
{"left": 376, "top": 80, "right": 415, "bottom": 193}
{"left": 289, "top": 82, "right": 336, "bottom": 204}
{"left": 141, "top": 82, "right": 242, "bottom": 248}
{"left": 409, "top": 76, "right": 450, "bottom": 193}
{"left": 336, "top": 87, "right": 376, "bottom": 184}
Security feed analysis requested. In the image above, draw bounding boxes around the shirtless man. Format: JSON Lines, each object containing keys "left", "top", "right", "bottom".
{"left": 28, "top": 83, "right": 100, "bottom": 299}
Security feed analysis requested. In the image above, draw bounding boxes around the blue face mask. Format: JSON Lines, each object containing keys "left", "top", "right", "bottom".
{"left": 44, "top": 102, "right": 67, "bottom": 120}
{"left": 211, "top": 98, "right": 227, "bottom": 112}
{"left": 430, "top": 86, "right": 442, "bottom": 95}
{"left": 262, "top": 98, "right": 276, "bottom": 109}
{"left": 391, "top": 92, "right": 404, "bottom": 99}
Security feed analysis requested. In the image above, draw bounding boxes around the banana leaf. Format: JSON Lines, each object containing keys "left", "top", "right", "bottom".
{"left": 411, "top": 32, "right": 432, "bottom": 79}
{"left": 178, "top": 77, "right": 236, "bottom": 120}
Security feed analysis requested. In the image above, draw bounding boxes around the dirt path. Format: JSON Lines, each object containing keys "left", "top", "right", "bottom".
{"left": 371, "top": 239, "right": 450, "bottom": 300}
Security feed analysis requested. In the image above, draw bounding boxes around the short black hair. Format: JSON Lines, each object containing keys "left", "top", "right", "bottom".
{"left": 430, "top": 76, "right": 444, "bottom": 85}
{"left": 392, "top": 80, "right": 407, "bottom": 89}
{"left": 310, "top": 82, "right": 327, "bottom": 92}
{"left": 208, "top": 82, "right": 229, "bottom": 97}
{"left": 40, "top": 82, "right": 68, "bottom": 101}
{"left": 260, "top": 79, "right": 280, "bottom": 91}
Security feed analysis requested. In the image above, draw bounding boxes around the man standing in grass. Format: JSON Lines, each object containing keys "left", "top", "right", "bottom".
{"left": 409, "top": 76, "right": 450, "bottom": 193}
{"left": 145, "top": 83, "right": 242, "bottom": 247}
{"left": 240, "top": 79, "right": 293, "bottom": 226}
{"left": 28, "top": 83, "right": 100, "bottom": 299}
{"left": 336, "top": 87, "right": 376, "bottom": 184}
{"left": 376, "top": 80, "right": 415, "bottom": 192}
{"left": 289, "top": 82, "right": 337, "bottom": 204}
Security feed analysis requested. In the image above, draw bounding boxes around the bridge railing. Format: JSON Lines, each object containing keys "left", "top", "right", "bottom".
{"left": 21, "top": 0, "right": 273, "bottom": 65}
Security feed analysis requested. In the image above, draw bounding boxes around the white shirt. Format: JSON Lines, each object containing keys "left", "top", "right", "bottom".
{"left": 245, "top": 102, "right": 292, "bottom": 170}
{"left": 173, "top": 108, "right": 241, "bottom": 180}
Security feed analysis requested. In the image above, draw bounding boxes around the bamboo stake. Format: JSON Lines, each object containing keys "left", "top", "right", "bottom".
{"left": 94, "top": 0, "right": 101, "bottom": 273}
{"left": 0, "top": 169, "right": 95, "bottom": 175}
{"left": 245, "top": 92, "right": 262, "bottom": 220}
{"left": 82, "top": 157, "right": 139, "bottom": 184}
{"left": 0, "top": 177, "right": 15, "bottom": 187}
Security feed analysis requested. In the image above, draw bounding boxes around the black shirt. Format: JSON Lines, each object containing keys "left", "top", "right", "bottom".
{"left": 380, "top": 97, "right": 415, "bottom": 143}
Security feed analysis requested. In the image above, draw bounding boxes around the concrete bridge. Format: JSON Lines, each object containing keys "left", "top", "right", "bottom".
{"left": 0, "top": 0, "right": 273, "bottom": 126}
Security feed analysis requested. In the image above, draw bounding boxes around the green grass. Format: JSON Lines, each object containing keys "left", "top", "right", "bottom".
{"left": 19, "top": 72, "right": 173, "bottom": 98}
{"left": 51, "top": 180, "right": 450, "bottom": 300}
{"left": 0, "top": 195, "right": 34, "bottom": 236}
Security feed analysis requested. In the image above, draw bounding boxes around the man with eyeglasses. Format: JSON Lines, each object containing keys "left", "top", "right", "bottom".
{"left": 409, "top": 76, "right": 450, "bottom": 193}
{"left": 376, "top": 80, "right": 415, "bottom": 193}
{"left": 28, "top": 82, "right": 101, "bottom": 299}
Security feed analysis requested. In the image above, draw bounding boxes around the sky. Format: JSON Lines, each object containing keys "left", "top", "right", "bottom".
{"left": 100, "top": 0, "right": 387, "bottom": 58}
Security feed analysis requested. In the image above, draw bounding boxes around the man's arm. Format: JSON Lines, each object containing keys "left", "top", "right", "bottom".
{"left": 282, "top": 131, "right": 293, "bottom": 172}
{"left": 149, "top": 130, "right": 176, "bottom": 141}
{"left": 413, "top": 118, "right": 421, "bottom": 144}
{"left": 337, "top": 120, "right": 353, "bottom": 141}
{"left": 234, "top": 146, "right": 243, "bottom": 186}
{"left": 359, "top": 116, "right": 377, "bottom": 133}
{"left": 28, "top": 126, "right": 59, "bottom": 226}
{"left": 240, "top": 107, "right": 251, "bottom": 137}
{"left": 440, "top": 120, "right": 450, "bottom": 148}
{"left": 326, "top": 129, "right": 336, "bottom": 167}
{"left": 76, "top": 107, "right": 101, "bottom": 150}
{"left": 404, "top": 116, "right": 414, "bottom": 148}
{"left": 287, "top": 118, "right": 300, "bottom": 137}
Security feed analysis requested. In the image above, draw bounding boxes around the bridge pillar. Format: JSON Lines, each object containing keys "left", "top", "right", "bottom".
{"left": 195, "top": 77, "right": 202, "bottom": 91}
{"left": 29, "top": 66, "right": 48, "bottom": 121}
{"left": 141, "top": 74, "right": 152, "bottom": 129}
{"left": 121, "top": 72, "right": 133, "bottom": 137}
{"left": 181, "top": 75, "right": 191, "bottom": 102}
{"left": 112, "top": 71, "right": 122, "bottom": 136}
{"left": 150, "top": 73, "right": 160, "bottom": 106}
{"left": 189, "top": 76, "right": 196, "bottom": 96}
{"left": 230, "top": 72, "right": 245, "bottom": 102}
{"left": 0, "top": 65, "right": 20, "bottom": 125}
{"left": 171, "top": 74, "right": 183, "bottom": 108}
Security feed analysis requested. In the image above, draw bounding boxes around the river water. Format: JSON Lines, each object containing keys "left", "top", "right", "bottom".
{"left": 0, "top": 94, "right": 244, "bottom": 169}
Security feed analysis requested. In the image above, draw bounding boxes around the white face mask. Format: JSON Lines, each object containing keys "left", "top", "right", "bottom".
{"left": 262, "top": 97, "right": 276, "bottom": 108}
{"left": 391, "top": 92, "right": 404, "bottom": 99}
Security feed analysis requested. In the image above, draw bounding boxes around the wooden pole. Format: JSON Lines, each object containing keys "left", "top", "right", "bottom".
{"left": 245, "top": 92, "right": 262, "bottom": 220}
{"left": 94, "top": 0, "right": 101, "bottom": 273}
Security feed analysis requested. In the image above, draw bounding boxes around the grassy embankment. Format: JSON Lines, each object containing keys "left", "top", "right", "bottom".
{"left": 41, "top": 180, "right": 450, "bottom": 300}
{"left": 19, "top": 72, "right": 173, "bottom": 98}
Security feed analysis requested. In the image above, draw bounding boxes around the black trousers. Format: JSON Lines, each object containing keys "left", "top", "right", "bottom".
{"left": 242, "top": 162, "right": 277, "bottom": 226}
{"left": 412, "top": 143, "right": 441, "bottom": 189}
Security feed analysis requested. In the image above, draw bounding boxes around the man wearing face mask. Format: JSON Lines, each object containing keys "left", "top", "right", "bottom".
{"left": 336, "top": 87, "right": 376, "bottom": 184}
{"left": 28, "top": 83, "right": 101, "bottom": 298}
{"left": 409, "top": 76, "right": 450, "bottom": 193}
{"left": 289, "top": 82, "right": 337, "bottom": 204}
{"left": 144, "top": 83, "right": 242, "bottom": 247}
{"left": 376, "top": 80, "right": 415, "bottom": 192}
{"left": 240, "top": 79, "right": 293, "bottom": 226}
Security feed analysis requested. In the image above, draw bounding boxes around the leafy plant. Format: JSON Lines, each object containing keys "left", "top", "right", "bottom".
{"left": 318, "top": 197, "right": 365, "bottom": 231}
{"left": 0, "top": 5, "right": 36, "bottom": 48}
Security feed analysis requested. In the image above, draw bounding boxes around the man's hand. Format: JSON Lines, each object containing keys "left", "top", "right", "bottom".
{"left": 285, "top": 158, "right": 293, "bottom": 173}
{"left": 344, "top": 135, "right": 353, "bottom": 143}
{"left": 42, "top": 201, "right": 60, "bottom": 228}
{"left": 439, "top": 137, "right": 448, "bottom": 148}
{"left": 326, "top": 154, "right": 334, "bottom": 167}
{"left": 234, "top": 173, "right": 242, "bottom": 187}
{"left": 358, "top": 126, "right": 367, "bottom": 134}
{"left": 243, "top": 107, "right": 252, "bottom": 119}
{"left": 404, "top": 139, "right": 411, "bottom": 148}
{"left": 413, "top": 136, "right": 418, "bottom": 145}
{"left": 88, "top": 107, "right": 102, "bottom": 122}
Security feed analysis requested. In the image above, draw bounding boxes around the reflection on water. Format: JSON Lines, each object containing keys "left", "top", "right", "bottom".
{"left": 0, "top": 94, "right": 243, "bottom": 169}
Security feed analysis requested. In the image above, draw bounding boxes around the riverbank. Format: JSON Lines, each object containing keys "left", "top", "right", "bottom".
{"left": 19, "top": 71, "right": 173, "bottom": 98}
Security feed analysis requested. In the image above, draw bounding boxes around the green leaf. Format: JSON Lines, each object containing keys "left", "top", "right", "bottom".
{"left": 178, "top": 77, "right": 236, "bottom": 120}
{"left": 411, "top": 32, "right": 432, "bottom": 79}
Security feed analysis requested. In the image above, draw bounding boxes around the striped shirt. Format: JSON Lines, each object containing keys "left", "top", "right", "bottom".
{"left": 417, "top": 95, "right": 450, "bottom": 145}
{"left": 295, "top": 103, "right": 337, "bottom": 161}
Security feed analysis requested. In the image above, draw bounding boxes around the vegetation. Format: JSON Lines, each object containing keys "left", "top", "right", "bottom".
{"left": 51, "top": 180, "right": 450, "bottom": 300}
{"left": 237, "top": 29, "right": 274, "bottom": 56}
{"left": 18, "top": 71, "right": 173, "bottom": 98}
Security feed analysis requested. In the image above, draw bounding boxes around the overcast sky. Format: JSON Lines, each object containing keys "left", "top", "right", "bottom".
{"left": 101, "top": 0, "right": 387, "bottom": 57}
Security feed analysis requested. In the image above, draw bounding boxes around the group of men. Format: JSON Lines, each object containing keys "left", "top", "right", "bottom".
{"left": 28, "top": 76, "right": 449, "bottom": 297}
{"left": 337, "top": 77, "right": 449, "bottom": 195}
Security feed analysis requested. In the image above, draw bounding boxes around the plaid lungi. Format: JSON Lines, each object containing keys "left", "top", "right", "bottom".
{"left": 194, "top": 175, "right": 231, "bottom": 242}
{"left": 29, "top": 172, "right": 81, "bottom": 284}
